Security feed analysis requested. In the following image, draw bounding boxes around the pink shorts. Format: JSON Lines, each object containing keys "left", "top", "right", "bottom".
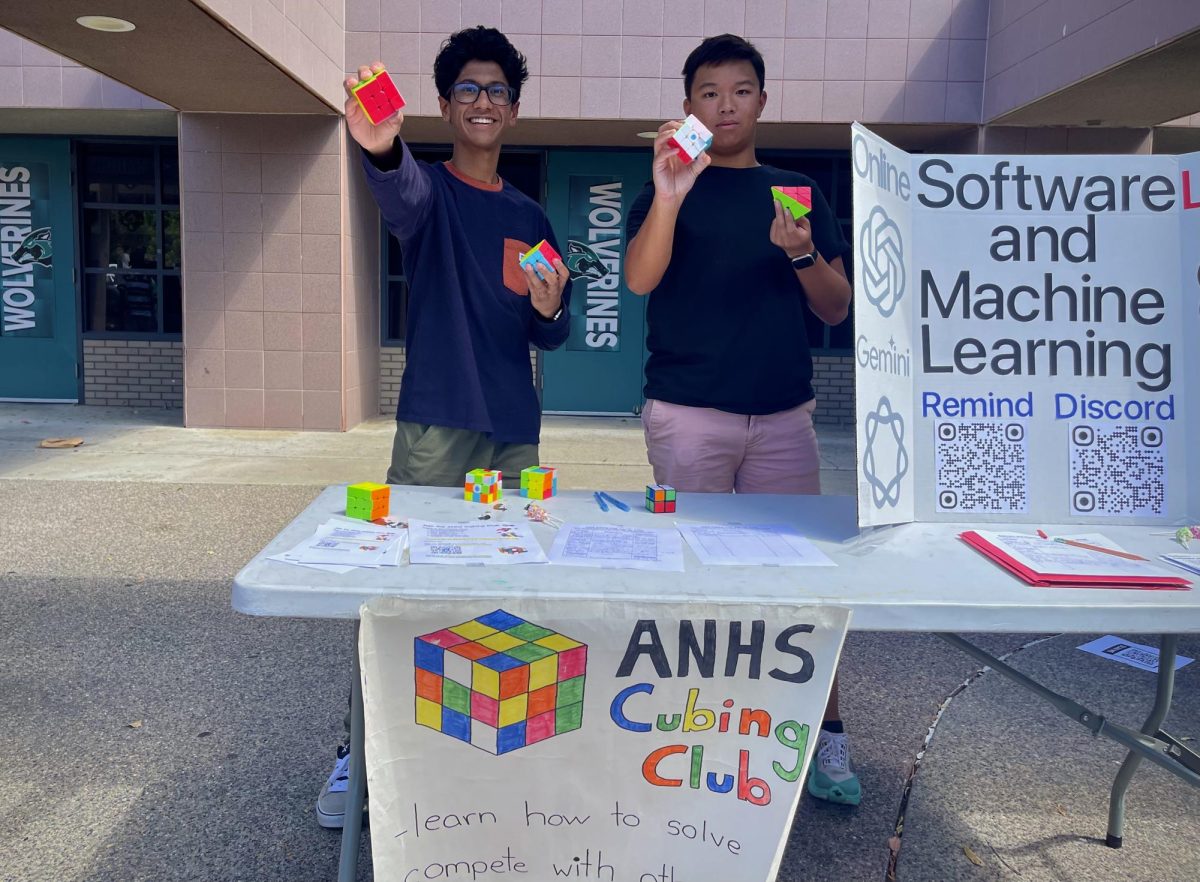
{"left": 641, "top": 398, "right": 821, "bottom": 495}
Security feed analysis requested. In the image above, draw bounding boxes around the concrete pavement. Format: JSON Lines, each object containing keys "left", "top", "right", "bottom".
{"left": 1, "top": 402, "right": 1197, "bottom": 882}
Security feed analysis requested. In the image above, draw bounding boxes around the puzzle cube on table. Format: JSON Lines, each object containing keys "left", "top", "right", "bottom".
{"left": 414, "top": 609, "right": 588, "bottom": 755}
{"left": 645, "top": 483, "right": 676, "bottom": 513}
{"left": 351, "top": 68, "right": 406, "bottom": 125}
{"left": 667, "top": 114, "right": 713, "bottom": 165}
{"left": 346, "top": 481, "right": 389, "bottom": 520}
{"left": 465, "top": 468, "right": 503, "bottom": 503}
{"left": 771, "top": 185, "right": 812, "bottom": 220}
{"left": 520, "top": 465, "right": 558, "bottom": 500}
{"left": 518, "top": 239, "right": 562, "bottom": 281}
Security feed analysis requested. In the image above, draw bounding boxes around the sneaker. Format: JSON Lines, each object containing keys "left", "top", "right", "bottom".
{"left": 316, "top": 743, "right": 367, "bottom": 829}
{"left": 806, "top": 730, "right": 862, "bottom": 806}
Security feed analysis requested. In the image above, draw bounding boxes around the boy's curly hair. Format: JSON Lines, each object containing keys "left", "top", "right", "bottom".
{"left": 434, "top": 26, "right": 529, "bottom": 102}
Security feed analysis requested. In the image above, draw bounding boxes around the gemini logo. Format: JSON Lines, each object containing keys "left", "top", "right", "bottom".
{"left": 862, "top": 396, "right": 910, "bottom": 509}
{"left": 859, "top": 206, "right": 905, "bottom": 318}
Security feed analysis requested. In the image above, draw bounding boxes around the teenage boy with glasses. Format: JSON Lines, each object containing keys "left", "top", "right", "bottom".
{"left": 625, "top": 34, "right": 860, "bottom": 806}
{"left": 316, "top": 26, "right": 571, "bottom": 829}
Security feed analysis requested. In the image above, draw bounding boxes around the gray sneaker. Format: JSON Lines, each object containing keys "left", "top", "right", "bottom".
{"left": 316, "top": 744, "right": 366, "bottom": 829}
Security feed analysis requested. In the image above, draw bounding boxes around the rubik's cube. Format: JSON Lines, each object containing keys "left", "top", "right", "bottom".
{"left": 518, "top": 239, "right": 562, "bottom": 281}
{"left": 771, "top": 185, "right": 812, "bottom": 220}
{"left": 520, "top": 466, "right": 558, "bottom": 500}
{"left": 351, "top": 68, "right": 406, "bottom": 125}
{"left": 668, "top": 114, "right": 713, "bottom": 165}
{"left": 465, "top": 468, "right": 503, "bottom": 503}
{"left": 645, "top": 483, "right": 676, "bottom": 513}
{"left": 346, "top": 481, "right": 390, "bottom": 520}
{"left": 414, "top": 610, "right": 587, "bottom": 755}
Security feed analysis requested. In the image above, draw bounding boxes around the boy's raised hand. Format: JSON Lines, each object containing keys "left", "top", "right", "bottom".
{"left": 344, "top": 63, "right": 404, "bottom": 156}
{"left": 651, "top": 120, "right": 711, "bottom": 204}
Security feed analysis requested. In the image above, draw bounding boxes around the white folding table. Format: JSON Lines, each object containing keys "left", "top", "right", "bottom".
{"left": 233, "top": 486, "right": 1200, "bottom": 881}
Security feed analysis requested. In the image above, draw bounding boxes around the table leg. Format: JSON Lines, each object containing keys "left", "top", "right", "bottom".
{"left": 338, "top": 628, "right": 367, "bottom": 881}
{"left": 1106, "top": 634, "right": 1178, "bottom": 849}
{"left": 936, "top": 632, "right": 1200, "bottom": 848}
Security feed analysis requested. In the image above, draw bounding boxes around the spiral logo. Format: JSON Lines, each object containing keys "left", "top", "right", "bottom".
{"left": 859, "top": 206, "right": 905, "bottom": 318}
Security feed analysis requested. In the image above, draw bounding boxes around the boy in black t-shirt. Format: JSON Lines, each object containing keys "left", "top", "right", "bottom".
{"left": 625, "top": 34, "right": 859, "bottom": 805}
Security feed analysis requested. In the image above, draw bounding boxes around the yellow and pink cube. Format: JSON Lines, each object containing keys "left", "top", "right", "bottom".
{"left": 520, "top": 465, "right": 558, "bottom": 500}
{"left": 414, "top": 609, "right": 587, "bottom": 755}
{"left": 346, "top": 481, "right": 389, "bottom": 520}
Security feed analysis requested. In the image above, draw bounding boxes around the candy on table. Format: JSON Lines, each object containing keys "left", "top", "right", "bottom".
{"left": 351, "top": 68, "right": 406, "bottom": 125}
{"left": 523, "top": 502, "right": 563, "bottom": 528}
{"left": 667, "top": 114, "right": 713, "bottom": 165}
{"left": 415, "top": 609, "right": 587, "bottom": 754}
{"left": 520, "top": 465, "right": 558, "bottom": 499}
{"left": 346, "top": 481, "right": 390, "bottom": 520}
{"left": 1177, "top": 526, "right": 1200, "bottom": 548}
{"left": 771, "top": 185, "right": 812, "bottom": 220}
{"left": 518, "top": 239, "right": 562, "bottom": 281}
{"left": 465, "top": 468, "right": 503, "bottom": 503}
{"left": 645, "top": 483, "right": 676, "bottom": 513}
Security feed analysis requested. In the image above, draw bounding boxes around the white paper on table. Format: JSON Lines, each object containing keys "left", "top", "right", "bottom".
{"left": 266, "top": 552, "right": 358, "bottom": 574}
{"left": 547, "top": 523, "right": 685, "bottom": 571}
{"left": 287, "top": 520, "right": 407, "bottom": 566}
{"left": 408, "top": 519, "right": 547, "bottom": 565}
{"left": 676, "top": 523, "right": 836, "bottom": 567}
{"left": 1161, "top": 554, "right": 1200, "bottom": 576}
{"left": 1077, "top": 635, "right": 1194, "bottom": 673}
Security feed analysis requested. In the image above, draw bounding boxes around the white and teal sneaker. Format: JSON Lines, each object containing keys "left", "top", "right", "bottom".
{"left": 806, "top": 730, "right": 862, "bottom": 806}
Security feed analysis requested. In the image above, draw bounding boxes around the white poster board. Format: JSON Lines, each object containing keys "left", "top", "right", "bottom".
{"left": 360, "top": 596, "right": 850, "bottom": 882}
{"left": 852, "top": 123, "right": 1200, "bottom": 528}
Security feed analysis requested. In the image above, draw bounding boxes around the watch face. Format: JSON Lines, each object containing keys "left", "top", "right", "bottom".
{"left": 791, "top": 253, "right": 816, "bottom": 269}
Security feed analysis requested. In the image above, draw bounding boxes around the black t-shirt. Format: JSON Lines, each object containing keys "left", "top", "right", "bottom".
{"left": 627, "top": 164, "right": 849, "bottom": 415}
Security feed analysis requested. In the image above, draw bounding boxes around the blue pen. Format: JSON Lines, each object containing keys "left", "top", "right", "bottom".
{"left": 593, "top": 491, "right": 609, "bottom": 512}
{"left": 600, "top": 491, "right": 630, "bottom": 512}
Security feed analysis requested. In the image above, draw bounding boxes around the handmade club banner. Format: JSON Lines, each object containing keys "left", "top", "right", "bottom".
{"left": 359, "top": 596, "right": 850, "bottom": 882}
{"left": 852, "top": 123, "right": 1200, "bottom": 528}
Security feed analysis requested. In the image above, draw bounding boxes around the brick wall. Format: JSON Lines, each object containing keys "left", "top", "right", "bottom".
{"left": 83, "top": 340, "right": 183, "bottom": 408}
{"left": 812, "top": 355, "right": 854, "bottom": 427}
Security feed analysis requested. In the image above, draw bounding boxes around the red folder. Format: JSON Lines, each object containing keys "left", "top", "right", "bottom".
{"left": 960, "top": 531, "right": 1192, "bottom": 591}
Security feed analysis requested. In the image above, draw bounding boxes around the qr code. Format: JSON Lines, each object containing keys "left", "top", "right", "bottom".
{"left": 430, "top": 544, "right": 462, "bottom": 555}
{"left": 1117, "top": 648, "right": 1159, "bottom": 669}
{"left": 934, "top": 420, "right": 1029, "bottom": 513}
{"left": 1069, "top": 423, "right": 1165, "bottom": 517}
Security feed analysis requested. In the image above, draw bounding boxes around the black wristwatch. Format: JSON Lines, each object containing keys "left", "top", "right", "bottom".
{"left": 790, "top": 250, "right": 817, "bottom": 270}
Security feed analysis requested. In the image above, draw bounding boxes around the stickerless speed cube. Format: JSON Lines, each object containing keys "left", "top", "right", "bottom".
{"left": 646, "top": 483, "right": 676, "bottom": 513}
{"left": 520, "top": 466, "right": 558, "bottom": 500}
{"left": 771, "top": 185, "right": 812, "bottom": 220}
{"left": 668, "top": 114, "right": 713, "bottom": 165}
{"left": 465, "top": 468, "right": 503, "bottom": 503}
{"left": 518, "top": 239, "right": 562, "bottom": 281}
{"left": 351, "top": 68, "right": 406, "bottom": 125}
{"left": 414, "top": 609, "right": 588, "bottom": 755}
{"left": 346, "top": 481, "right": 390, "bottom": 520}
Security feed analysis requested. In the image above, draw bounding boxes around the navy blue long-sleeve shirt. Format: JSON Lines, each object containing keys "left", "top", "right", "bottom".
{"left": 361, "top": 140, "right": 570, "bottom": 444}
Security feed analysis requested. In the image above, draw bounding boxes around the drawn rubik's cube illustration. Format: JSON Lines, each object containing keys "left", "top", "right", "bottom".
{"left": 346, "top": 481, "right": 389, "bottom": 520}
{"left": 771, "top": 185, "right": 812, "bottom": 220}
{"left": 414, "top": 610, "right": 587, "bottom": 755}
{"left": 667, "top": 114, "right": 713, "bottom": 165}
{"left": 520, "top": 465, "right": 558, "bottom": 500}
{"left": 646, "top": 483, "right": 676, "bottom": 513}
{"left": 465, "top": 468, "right": 502, "bottom": 503}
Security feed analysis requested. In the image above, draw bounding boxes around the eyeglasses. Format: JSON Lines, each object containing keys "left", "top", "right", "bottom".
{"left": 449, "top": 81, "right": 516, "bottom": 106}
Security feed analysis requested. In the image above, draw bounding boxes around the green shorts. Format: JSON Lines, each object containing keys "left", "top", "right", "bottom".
{"left": 384, "top": 421, "right": 538, "bottom": 489}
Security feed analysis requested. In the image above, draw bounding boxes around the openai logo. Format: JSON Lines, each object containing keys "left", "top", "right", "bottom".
{"left": 862, "top": 396, "right": 910, "bottom": 509}
{"left": 859, "top": 206, "right": 905, "bottom": 317}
